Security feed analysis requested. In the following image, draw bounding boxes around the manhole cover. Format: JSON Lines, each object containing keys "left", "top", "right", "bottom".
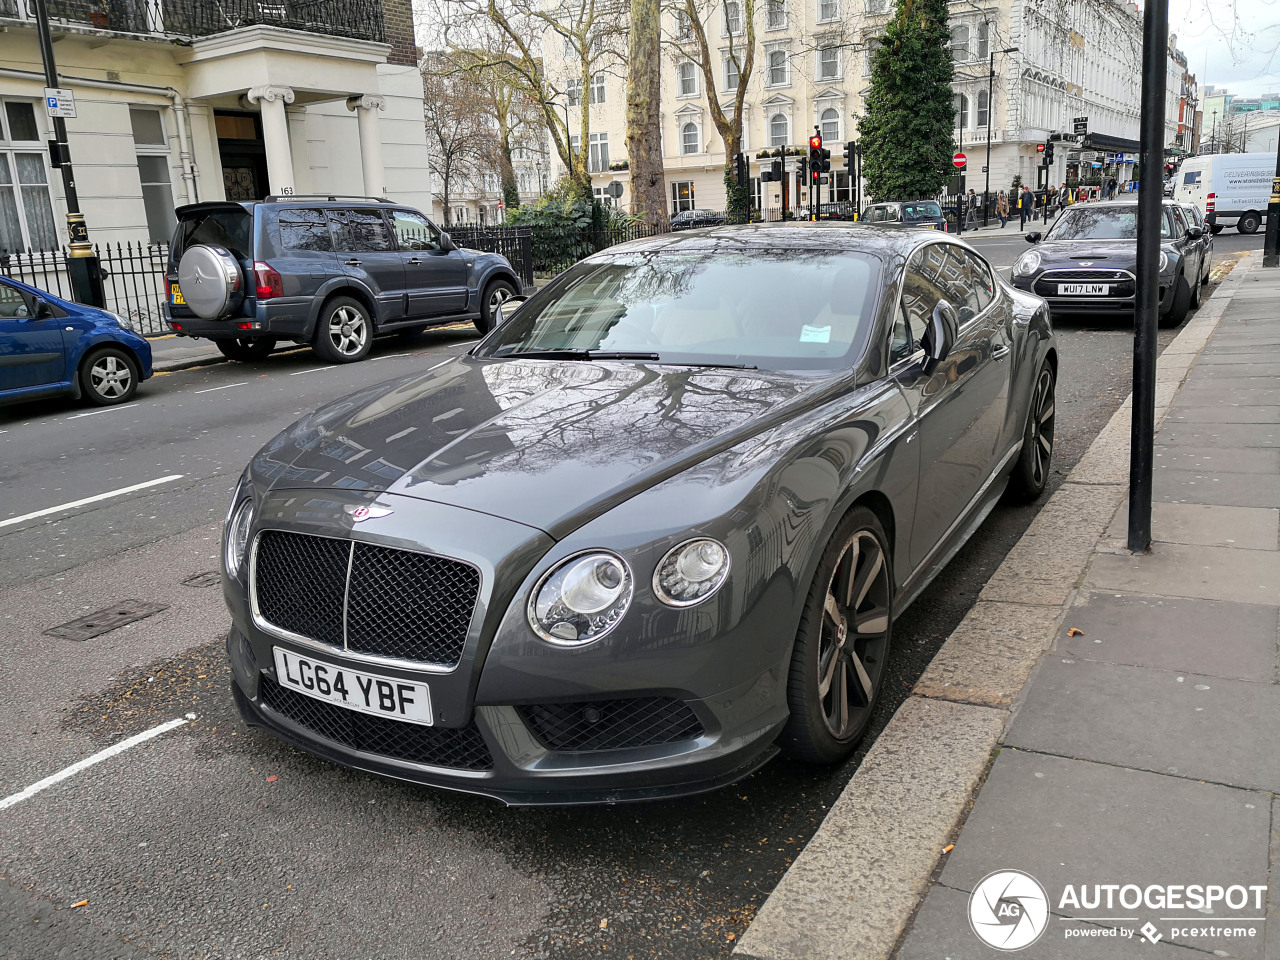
{"left": 180, "top": 570, "right": 221, "bottom": 588}
{"left": 45, "top": 600, "right": 170, "bottom": 642}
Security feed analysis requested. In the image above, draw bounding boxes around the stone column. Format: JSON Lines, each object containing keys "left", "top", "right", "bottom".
{"left": 346, "top": 94, "right": 387, "bottom": 198}
{"left": 246, "top": 85, "right": 296, "bottom": 196}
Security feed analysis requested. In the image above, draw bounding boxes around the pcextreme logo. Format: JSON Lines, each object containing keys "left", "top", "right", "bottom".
{"left": 968, "top": 870, "right": 1050, "bottom": 951}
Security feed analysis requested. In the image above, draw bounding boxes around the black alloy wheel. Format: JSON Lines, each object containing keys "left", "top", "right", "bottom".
{"left": 215, "top": 338, "right": 277, "bottom": 362}
{"left": 779, "top": 506, "right": 893, "bottom": 764}
{"left": 1007, "top": 360, "right": 1055, "bottom": 502}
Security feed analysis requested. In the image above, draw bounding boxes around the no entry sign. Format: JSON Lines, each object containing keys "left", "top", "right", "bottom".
{"left": 952, "top": 152, "right": 967, "bottom": 168}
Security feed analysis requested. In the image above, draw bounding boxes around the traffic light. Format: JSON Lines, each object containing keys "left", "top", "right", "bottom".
{"left": 843, "top": 140, "right": 855, "bottom": 169}
{"left": 734, "top": 152, "right": 748, "bottom": 187}
{"left": 818, "top": 146, "right": 831, "bottom": 174}
{"left": 771, "top": 158, "right": 782, "bottom": 181}
{"left": 1043, "top": 142, "right": 1055, "bottom": 165}
{"left": 809, "top": 132, "right": 823, "bottom": 172}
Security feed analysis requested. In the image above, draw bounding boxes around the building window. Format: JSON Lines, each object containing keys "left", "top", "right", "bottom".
{"left": 864, "top": 0, "right": 888, "bottom": 13}
{"left": 862, "top": 37, "right": 881, "bottom": 77}
{"left": 818, "top": 46, "right": 840, "bottom": 79}
{"left": 766, "top": 0, "right": 786, "bottom": 29}
{"left": 725, "top": 55, "right": 741, "bottom": 91}
{"left": 589, "top": 132, "right": 609, "bottom": 171}
{"left": 724, "top": 0, "right": 742, "bottom": 35}
{"left": 769, "top": 112, "right": 788, "bottom": 146}
{"left": 674, "top": 10, "right": 692, "bottom": 39}
{"left": 678, "top": 61, "right": 698, "bottom": 97}
{"left": 0, "top": 100, "right": 56, "bottom": 252}
{"left": 590, "top": 72, "right": 606, "bottom": 105}
{"left": 950, "top": 25, "right": 971, "bottom": 62}
{"left": 820, "top": 107, "right": 840, "bottom": 142}
{"left": 681, "top": 122, "right": 700, "bottom": 154}
{"left": 768, "top": 49, "right": 789, "bottom": 86}
{"left": 818, "top": 0, "right": 838, "bottom": 20}
{"left": 977, "top": 20, "right": 989, "bottom": 60}
{"left": 567, "top": 78, "right": 582, "bottom": 107}
{"left": 976, "top": 89, "right": 989, "bottom": 127}
{"left": 672, "top": 180, "right": 695, "bottom": 212}
{"left": 563, "top": 34, "right": 575, "bottom": 57}
{"left": 129, "top": 107, "right": 176, "bottom": 244}
{"left": 833, "top": 169, "right": 851, "bottom": 201}
{"left": 954, "top": 92, "right": 969, "bottom": 130}
{"left": 570, "top": 134, "right": 581, "bottom": 160}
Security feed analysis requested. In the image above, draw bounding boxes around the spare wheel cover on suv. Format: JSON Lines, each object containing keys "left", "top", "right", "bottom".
{"left": 178, "top": 244, "right": 244, "bottom": 319}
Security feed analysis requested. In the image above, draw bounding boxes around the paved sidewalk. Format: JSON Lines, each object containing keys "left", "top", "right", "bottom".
{"left": 893, "top": 259, "right": 1280, "bottom": 958}
{"left": 147, "top": 333, "right": 226, "bottom": 372}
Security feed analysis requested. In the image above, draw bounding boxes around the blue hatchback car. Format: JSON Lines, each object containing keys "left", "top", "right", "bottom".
{"left": 0, "top": 276, "right": 153, "bottom": 408}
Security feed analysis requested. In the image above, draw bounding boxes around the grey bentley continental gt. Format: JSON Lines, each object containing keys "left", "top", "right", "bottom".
{"left": 222, "top": 224, "right": 1056, "bottom": 805}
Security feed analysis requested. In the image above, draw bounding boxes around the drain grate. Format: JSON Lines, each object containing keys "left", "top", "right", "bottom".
{"left": 180, "top": 571, "right": 221, "bottom": 588}
{"left": 45, "top": 600, "right": 170, "bottom": 642}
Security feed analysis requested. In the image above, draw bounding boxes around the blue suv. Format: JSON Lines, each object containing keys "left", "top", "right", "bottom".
{"left": 0, "top": 276, "right": 153, "bottom": 408}
{"left": 165, "top": 197, "right": 524, "bottom": 364}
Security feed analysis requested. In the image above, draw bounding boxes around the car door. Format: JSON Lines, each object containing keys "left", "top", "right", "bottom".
{"left": 0, "top": 280, "right": 67, "bottom": 392}
{"left": 893, "top": 242, "right": 1014, "bottom": 572}
{"left": 388, "top": 209, "right": 469, "bottom": 318}
{"left": 326, "top": 208, "right": 406, "bottom": 324}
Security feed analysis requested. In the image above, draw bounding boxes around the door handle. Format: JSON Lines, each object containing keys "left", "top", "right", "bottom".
{"left": 345, "top": 258, "right": 363, "bottom": 266}
{"left": 407, "top": 257, "right": 423, "bottom": 264}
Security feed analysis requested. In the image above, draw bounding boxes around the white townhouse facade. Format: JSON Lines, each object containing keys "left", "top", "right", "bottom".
{"left": 431, "top": 137, "right": 553, "bottom": 227}
{"left": 0, "top": 0, "right": 431, "bottom": 256}
{"left": 544, "top": 0, "right": 1190, "bottom": 214}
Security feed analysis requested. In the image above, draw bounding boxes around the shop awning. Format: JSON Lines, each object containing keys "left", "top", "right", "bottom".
{"left": 1081, "top": 132, "right": 1142, "bottom": 153}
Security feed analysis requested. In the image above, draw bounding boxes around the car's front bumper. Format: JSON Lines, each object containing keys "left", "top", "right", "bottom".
{"left": 1013, "top": 274, "right": 1174, "bottom": 314}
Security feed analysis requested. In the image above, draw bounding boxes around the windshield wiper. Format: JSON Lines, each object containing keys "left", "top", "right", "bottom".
{"left": 671, "top": 360, "right": 758, "bottom": 370}
{"left": 492, "top": 348, "right": 661, "bottom": 361}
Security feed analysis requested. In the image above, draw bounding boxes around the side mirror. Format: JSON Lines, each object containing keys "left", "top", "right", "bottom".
{"left": 1187, "top": 226, "right": 1204, "bottom": 239}
{"left": 439, "top": 232, "right": 458, "bottom": 253}
{"left": 921, "top": 300, "right": 958, "bottom": 373}
{"left": 494, "top": 295, "right": 529, "bottom": 328}
{"left": 1025, "top": 232, "right": 1042, "bottom": 244}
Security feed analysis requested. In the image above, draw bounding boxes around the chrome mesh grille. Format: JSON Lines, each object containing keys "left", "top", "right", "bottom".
{"left": 253, "top": 530, "right": 480, "bottom": 667}
{"left": 518, "top": 698, "right": 705, "bottom": 752}
{"left": 260, "top": 677, "right": 493, "bottom": 770}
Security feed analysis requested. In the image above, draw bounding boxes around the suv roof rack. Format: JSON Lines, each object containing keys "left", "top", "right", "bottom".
{"left": 262, "top": 194, "right": 395, "bottom": 203}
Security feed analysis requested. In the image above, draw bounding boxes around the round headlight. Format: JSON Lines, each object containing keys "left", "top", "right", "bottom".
{"left": 653, "top": 538, "right": 730, "bottom": 607}
{"left": 1159, "top": 250, "right": 1170, "bottom": 273}
{"left": 528, "top": 552, "right": 633, "bottom": 645}
{"left": 1013, "top": 251, "right": 1041, "bottom": 277}
{"left": 224, "top": 497, "right": 255, "bottom": 577}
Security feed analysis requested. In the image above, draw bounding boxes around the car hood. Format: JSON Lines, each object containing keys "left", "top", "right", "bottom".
{"left": 1031, "top": 238, "right": 1177, "bottom": 269}
{"left": 253, "top": 356, "right": 831, "bottom": 538}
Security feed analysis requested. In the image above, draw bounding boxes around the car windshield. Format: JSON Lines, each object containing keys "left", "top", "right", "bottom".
{"left": 902, "top": 202, "right": 942, "bottom": 221}
{"left": 477, "top": 249, "right": 883, "bottom": 371}
{"left": 1048, "top": 207, "right": 1171, "bottom": 240}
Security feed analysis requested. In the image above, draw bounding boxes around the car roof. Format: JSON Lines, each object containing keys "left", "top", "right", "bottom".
{"left": 591, "top": 222, "right": 953, "bottom": 259}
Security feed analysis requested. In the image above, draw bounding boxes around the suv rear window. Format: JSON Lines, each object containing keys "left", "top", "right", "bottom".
{"left": 173, "top": 206, "right": 252, "bottom": 260}
{"left": 903, "top": 202, "right": 942, "bottom": 221}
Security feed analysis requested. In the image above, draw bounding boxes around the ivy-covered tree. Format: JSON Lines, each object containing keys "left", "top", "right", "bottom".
{"left": 857, "top": 0, "right": 954, "bottom": 200}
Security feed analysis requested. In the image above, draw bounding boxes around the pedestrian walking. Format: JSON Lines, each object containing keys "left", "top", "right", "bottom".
{"left": 997, "top": 190, "right": 1009, "bottom": 228}
{"left": 965, "top": 189, "right": 977, "bottom": 228}
{"left": 1020, "top": 186, "right": 1035, "bottom": 226}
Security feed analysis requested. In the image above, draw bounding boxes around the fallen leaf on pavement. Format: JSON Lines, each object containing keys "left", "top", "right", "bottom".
{"left": 1067, "top": 627, "right": 1084, "bottom": 637}
{"left": 266, "top": 775, "right": 278, "bottom": 782}
{"left": 71, "top": 900, "right": 88, "bottom": 909}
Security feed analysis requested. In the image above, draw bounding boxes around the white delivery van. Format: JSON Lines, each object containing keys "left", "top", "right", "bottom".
{"left": 1174, "top": 153, "right": 1274, "bottom": 234}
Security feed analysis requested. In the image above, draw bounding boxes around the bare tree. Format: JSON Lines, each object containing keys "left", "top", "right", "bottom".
{"left": 422, "top": 53, "right": 494, "bottom": 223}
{"left": 666, "top": 0, "right": 756, "bottom": 163}
{"left": 627, "top": 0, "right": 669, "bottom": 226}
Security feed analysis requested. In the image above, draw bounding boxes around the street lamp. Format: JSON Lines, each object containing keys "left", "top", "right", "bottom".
{"left": 983, "top": 45, "right": 1018, "bottom": 226}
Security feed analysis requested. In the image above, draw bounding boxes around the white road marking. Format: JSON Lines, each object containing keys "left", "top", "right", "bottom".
{"left": 290, "top": 366, "right": 338, "bottom": 376}
{"left": 66, "top": 406, "right": 131, "bottom": 420}
{"left": 373, "top": 353, "right": 410, "bottom": 361}
{"left": 0, "top": 474, "right": 184, "bottom": 530}
{"left": 386, "top": 427, "right": 417, "bottom": 443}
{"left": 0, "top": 715, "right": 192, "bottom": 811}
{"left": 194, "top": 381, "right": 248, "bottom": 395}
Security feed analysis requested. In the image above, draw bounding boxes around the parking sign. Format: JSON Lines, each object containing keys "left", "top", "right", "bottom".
{"left": 44, "top": 87, "right": 76, "bottom": 119}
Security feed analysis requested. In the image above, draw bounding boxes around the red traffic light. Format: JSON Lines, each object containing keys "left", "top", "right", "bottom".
{"left": 809, "top": 134, "right": 823, "bottom": 151}
{"left": 1036, "top": 143, "right": 1046, "bottom": 153}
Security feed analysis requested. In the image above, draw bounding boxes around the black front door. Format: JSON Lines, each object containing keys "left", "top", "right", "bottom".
{"left": 215, "top": 112, "right": 269, "bottom": 202}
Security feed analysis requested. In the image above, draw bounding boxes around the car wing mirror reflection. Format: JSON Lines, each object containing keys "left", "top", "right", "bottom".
{"left": 922, "top": 300, "right": 958, "bottom": 374}
{"left": 1025, "top": 232, "right": 1042, "bottom": 244}
{"left": 494, "top": 295, "right": 529, "bottom": 328}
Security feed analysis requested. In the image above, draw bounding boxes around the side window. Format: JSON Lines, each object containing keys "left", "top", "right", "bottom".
{"left": 390, "top": 209, "right": 439, "bottom": 251}
{"left": 962, "top": 249, "right": 996, "bottom": 313}
{"left": 1170, "top": 205, "right": 1188, "bottom": 236}
{"left": 278, "top": 208, "right": 334, "bottom": 253}
{"left": 901, "top": 246, "right": 944, "bottom": 336}
{"left": 329, "top": 208, "right": 394, "bottom": 252}
{"left": 889, "top": 297, "right": 913, "bottom": 363}
{"left": 935, "top": 244, "right": 982, "bottom": 323}
{"left": 0, "top": 280, "right": 30, "bottom": 318}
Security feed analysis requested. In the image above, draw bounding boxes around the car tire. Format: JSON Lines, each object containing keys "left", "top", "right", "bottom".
{"left": 1189, "top": 269, "right": 1203, "bottom": 308}
{"left": 1159, "top": 274, "right": 1192, "bottom": 329}
{"left": 312, "top": 296, "right": 373, "bottom": 363}
{"left": 79, "top": 346, "right": 140, "bottom": 406}
{"left": 1210, "top": 224, "right": 1224, "bottom": 235}
{"left": 1237, "top": 212, "right": 1261, "bottom": 235}
{"left": 474, "top": 279, "right": 516, "bottom": 335}
{"left": 778, "top": 506, "right": 892, "bottom": 765}
{"left": 1005, "top": 361, "right": 1055, "bottom": 503}
{"left": 215, "top": 338, "right": 277, "bottom": 362}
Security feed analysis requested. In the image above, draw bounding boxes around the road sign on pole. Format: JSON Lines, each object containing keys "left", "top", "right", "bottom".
{"left": 44, "top": 87, "right": 75, "bottom": 119}
{"left": 1074, "top": 116, "right": 1088, "bottom": 136}
{"left": 952, "top": 152, "right": 967, "bottom": 168}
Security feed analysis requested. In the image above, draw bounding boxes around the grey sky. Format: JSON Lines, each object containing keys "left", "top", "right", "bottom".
{"left": 1165, "top": 0, "right": 1280, "bottom": 95}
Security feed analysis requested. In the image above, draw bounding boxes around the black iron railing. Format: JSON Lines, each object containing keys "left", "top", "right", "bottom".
{"left": 450, "top": 221, "right": 669, "bottom": 278}
{"left": 1, "top": 243, "right": 171, "bottom": 337}
{"left": 4, "top": 0, "right": 384, "bottom": 42}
